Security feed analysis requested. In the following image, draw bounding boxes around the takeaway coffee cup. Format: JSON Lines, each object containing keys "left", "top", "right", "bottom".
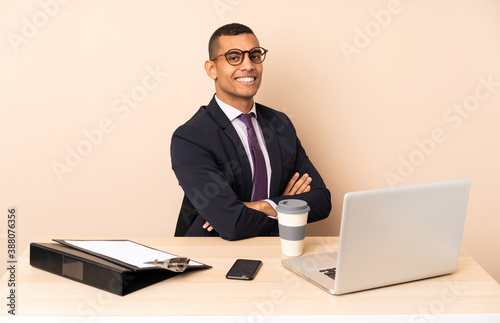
{"left": 277, "top": 199, "right": 310, "bottom": 257}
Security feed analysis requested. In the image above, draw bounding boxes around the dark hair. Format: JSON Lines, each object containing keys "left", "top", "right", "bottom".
{"left": 208, "top": 23, "right": 255, "bottom": 59}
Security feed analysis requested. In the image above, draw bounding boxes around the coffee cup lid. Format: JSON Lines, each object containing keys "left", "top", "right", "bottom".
{"left": 276, "top": 199, "right": 310, "bottom": 214}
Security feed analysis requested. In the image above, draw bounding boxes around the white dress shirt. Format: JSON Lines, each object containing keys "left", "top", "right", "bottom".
{"left": 215, "top": 95, "right": 277, "bottom": 216}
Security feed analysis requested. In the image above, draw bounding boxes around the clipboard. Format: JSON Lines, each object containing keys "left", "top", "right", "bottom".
{"left": 52, "top": 239, "right": 210, "bottom": 271}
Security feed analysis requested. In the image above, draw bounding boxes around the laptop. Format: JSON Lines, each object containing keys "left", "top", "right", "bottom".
{"left": 281, "top": 179, "right": 471, "bottom": 295}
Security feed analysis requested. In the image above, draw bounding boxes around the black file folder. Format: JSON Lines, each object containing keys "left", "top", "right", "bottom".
{"left": 30, "top": 241, "right": 211, "bottom": 296}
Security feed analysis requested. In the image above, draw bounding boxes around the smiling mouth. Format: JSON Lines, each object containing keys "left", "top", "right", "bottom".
{"left": 235, "top": 76, "right": 256, "bottom": 84}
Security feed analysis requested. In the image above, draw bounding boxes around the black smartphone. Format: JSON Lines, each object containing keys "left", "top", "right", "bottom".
{"left": 226, "top": 259, "right": 262, "bottom": 280}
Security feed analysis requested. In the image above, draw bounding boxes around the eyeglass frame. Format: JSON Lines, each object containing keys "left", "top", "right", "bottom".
{"left": 210, "top": 47, "right": 269, "bottom": 66}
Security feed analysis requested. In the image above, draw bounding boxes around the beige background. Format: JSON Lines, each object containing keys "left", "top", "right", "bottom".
{"left": 1, "top": 0, "right": 499, "bottom": 283}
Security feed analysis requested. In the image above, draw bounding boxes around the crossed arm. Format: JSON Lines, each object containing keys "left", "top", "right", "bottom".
{"left": 172, "top": 114, "right": 331, "bottom": 239}
{"left": 202, "top": 172, "right": 312, "bottom": 232}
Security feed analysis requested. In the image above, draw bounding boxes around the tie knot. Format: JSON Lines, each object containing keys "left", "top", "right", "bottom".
{"left": 238, "top": 112, "right": 255, "bottom": 128}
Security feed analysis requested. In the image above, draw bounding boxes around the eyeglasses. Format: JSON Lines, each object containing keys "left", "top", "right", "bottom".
{"left": 211, "top": 47, "right": 268, "bottom": 66}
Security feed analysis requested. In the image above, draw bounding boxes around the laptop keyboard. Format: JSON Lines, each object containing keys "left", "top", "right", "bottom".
{"left": 319, "top": 267, "right": 337, "bottom": 280}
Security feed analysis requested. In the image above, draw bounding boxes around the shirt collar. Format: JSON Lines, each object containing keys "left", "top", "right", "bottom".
{"left": 215, "top": 95, "right": 257, "bottom": 122}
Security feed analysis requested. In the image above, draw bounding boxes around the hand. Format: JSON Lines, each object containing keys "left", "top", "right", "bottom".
{"left": 244, "top": 201, "right": 277, "bottom": 218}
{"left": 203, "top": 221, "right": 214, "bottom": 232}
{"left": 202, "top": 173, "right": 312, "bottom": 231}
{"left": 282, "top": 173, "right": 312, "bottom": 196}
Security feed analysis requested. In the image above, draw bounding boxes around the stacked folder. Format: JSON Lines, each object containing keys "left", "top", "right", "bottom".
{"left": 30, "top": 239, "right": 211, "bottom": 296}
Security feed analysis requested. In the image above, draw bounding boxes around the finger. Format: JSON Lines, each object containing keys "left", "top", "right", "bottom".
{"left": 296, "top": 176, "right": 312, "bottom": 194}
{"left": 288, "top": 174, "right": 309, "bottom": 195}
{"left": 207, "top": 226, "right": 213, "bottom": 232}
{"left": 283, "top": 173, "right": 299, "bottom": 194}
{"left": 203, "top": 221, "right": 210, "bottom": 229}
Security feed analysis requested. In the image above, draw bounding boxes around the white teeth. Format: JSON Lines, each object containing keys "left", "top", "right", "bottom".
{"left": 237, "top": 77, "right": 255, "bottom": 82}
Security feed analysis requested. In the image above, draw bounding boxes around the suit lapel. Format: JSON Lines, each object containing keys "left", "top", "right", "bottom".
{"left": 205, "top": 96, "right": 254, "bottom": 200}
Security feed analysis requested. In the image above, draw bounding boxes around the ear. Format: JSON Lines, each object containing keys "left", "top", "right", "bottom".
{"left": 204, "top": 60, "right": 217, "bottom": 80}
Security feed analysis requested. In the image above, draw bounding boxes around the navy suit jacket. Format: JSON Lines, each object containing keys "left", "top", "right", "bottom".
{"left": 171, "top": 96, "right": 331, "bottom": 240}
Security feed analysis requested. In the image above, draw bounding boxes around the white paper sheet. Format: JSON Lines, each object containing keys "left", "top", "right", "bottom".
{"left": 63, "top": 240, "right": 203, "bottom": 269}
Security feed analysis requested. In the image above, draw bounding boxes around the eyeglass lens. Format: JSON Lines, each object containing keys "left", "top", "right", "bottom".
{"left": 226, "top": 48, "right": 266, "bottom": 65}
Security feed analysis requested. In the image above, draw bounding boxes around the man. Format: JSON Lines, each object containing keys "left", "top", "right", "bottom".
{"left": 171, "top": 23, "right": 331, "bottom": 240}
